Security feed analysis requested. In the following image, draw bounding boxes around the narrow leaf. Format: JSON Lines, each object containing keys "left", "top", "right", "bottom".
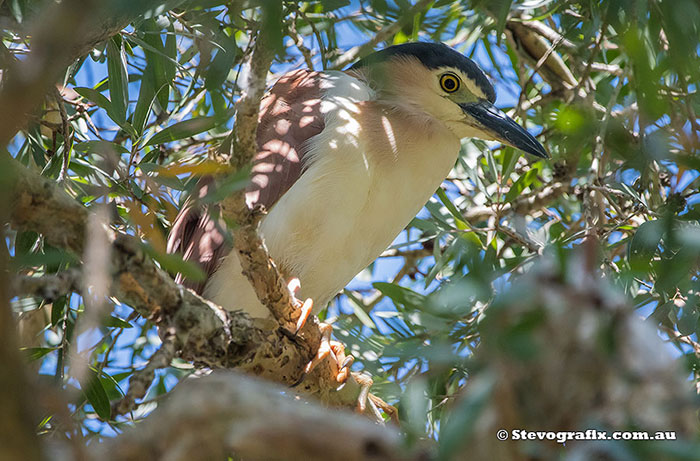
{"left": 23, "top": 347, "right": 57, "bottom": 362}
{"left": 133, "top": 68, "right": 156, "bottom": 136}
{"left": 81, "top": 369, "right": 111, "bottom": 420}
{"left": 106, "top": 38, "right": 129, "bottom": 124}
{"left": 103, "top": 316, "right": 133, "bottom": 329}
{"left": 74, "top": 140, "right": 129, "bottom": 154}
{"left": 373, "top": 282, "right": 426, "bottom": 309}
{"left": 144, "top": 116, "right": 222, "bottom": 146}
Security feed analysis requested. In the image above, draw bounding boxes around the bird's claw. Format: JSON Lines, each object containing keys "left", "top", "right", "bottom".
{"left": 287, "top": 277, "right": 313, "bottom": 334}
{"left": 333, "top": 340, "right": 354, "bottom": 383}
{"left": 294, "top": 322, "right": 355, "bottom": 385}
{"left": 287, "top": 279, "right": 384, "bottom": 413}
{"left": 294, "top": 298, "right": 313, "bottom": 334}
{"left": 352, "top": 372, "right": 399, "bottom": 423}
{"left": 303, "top": 323, "right": 333, "bottom": 374}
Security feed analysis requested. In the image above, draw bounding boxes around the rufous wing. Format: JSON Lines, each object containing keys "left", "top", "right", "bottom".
{"left": 166, "top": 69, "right": 326, "bottom": 294}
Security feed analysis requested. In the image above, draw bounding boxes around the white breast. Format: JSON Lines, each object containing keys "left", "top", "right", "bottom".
{"left": 205, "top": 72, "right": 460, "bottom": 317}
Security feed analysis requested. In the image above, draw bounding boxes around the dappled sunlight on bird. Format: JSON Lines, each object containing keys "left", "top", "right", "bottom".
{"left": 167, "top": 42, "right": 548, "bottom": 398}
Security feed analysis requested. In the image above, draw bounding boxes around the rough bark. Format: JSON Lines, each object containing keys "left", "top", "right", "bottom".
{"left": 8, "top": 158, "right": 365, "bottom": 409}
{"left": 93, "top": 372, "right": 422, "bottom": 461}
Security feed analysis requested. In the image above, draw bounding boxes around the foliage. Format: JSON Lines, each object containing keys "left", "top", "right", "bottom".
{"left": 5, "top": 0, "right": 700, "bottom": 457}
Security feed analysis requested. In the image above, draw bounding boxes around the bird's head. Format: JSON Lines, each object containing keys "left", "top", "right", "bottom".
{"left": 350, "top": 42, "right": 548, "bottom": 159}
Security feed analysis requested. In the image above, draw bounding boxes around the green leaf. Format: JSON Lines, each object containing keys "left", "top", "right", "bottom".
{"left": 344, "top": 292, "right": 377, "bottom": 329}
{"left": 92, "top": 368, "right": 128, "bottom": 400}
{"left": 106, "top": 38, "right": 129, "bottom": 124}
{"left": 500, "top": 147, "right": 518, "bottom": 179}
{"left": 133, "top": 70, "right": 156, "bottom": 136}
{"left": 74, "top": 87, "right": 136, "bottom": 137}
{"left": 628, "top": 219, "right": 664, "bottom": 270}
{"left": 436, "top": 188, "right": 467, "bottom": 227}
{"left": 164, "top": 24, "right": 177, "bottom": 81}
{"left": 81, "top": 368, "right": 111, "bottom": 420}
{"left": 201, "top": 168, "right": 251, "bottom": 204}
{"left": 320, "top": 0, "right": 351, "bottom": 11}
{"left": 51, "top": 296, "right": 67, "bottom": 327}
{"left": 485, "top": 148, "right": 499, "bottom": 180}
{"left": 492, "top": 0, "right": 514, "bottom": 42}
{"left": 678, "top": 223, "right": 700, "bottom": 250}
{"left": 144, "top": 116, "right": 222, "bottom": 146}
{"left": 133, "top": 19, "right": 178, "bottom": 113}
{"left": 205, "top": 33, "right": 238, "bottom": 90}
{"left": 261, "top": 2, "right": 284, "bottom": 53}
{"left": 373, "top": 282, "right": 426, "bottom": 309}
{"left": 74, "top": 87, "right": 115, "bottom": 118}
{"left": 12, "top": 247, "right": 79, "bottom": 270}
{"left": 15, "top": 230, "right": 39, "bottom": 255}
{"left": 439, "top": 373, "right": 495, "bottom": 458}
{"left": 74, "top": 141, "right": 129, "bottom": 154}
{"left": 23, "top": 347, "right": 57, "bottom": 362}
{"left": 103, "top": 316, "right": 133, "bottom": 329}
{"left": 504, "top": 168, "right": 538, "bottom": 203}
{"left": 677, "top": 297, "right": 699, "bottom": 336}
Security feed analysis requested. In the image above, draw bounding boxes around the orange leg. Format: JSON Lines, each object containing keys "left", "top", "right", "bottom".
{"left": 287, "top": 278, "right": 313, "bottom": 334}
{"left": 286, "top": 278, "right": 354, "bottom": 385}
{"left": 299, "top": 323, "right": 355, "bottom": 384}
{"left": 330, "top": 340, "right": 354, "bottom": 383}
{"left": 353, "top": 373, "right": 399, "bottom": 423}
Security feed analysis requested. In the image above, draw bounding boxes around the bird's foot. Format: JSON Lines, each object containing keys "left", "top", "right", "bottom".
{"left": 287, "top": 277, "right": 313, "bottom": 334}
{"left": 286, "top": 279, "right": 353, "bottom": 384}
{"left": 303, "top": 323, "right": 354, "bottom": 383}
{"left": 353, "top": 372, "right": 399, "bottom": 423}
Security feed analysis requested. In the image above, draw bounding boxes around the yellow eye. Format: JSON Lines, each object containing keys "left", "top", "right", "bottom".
{"left": 439, "top": 73, "right": 460, "bottom": 93}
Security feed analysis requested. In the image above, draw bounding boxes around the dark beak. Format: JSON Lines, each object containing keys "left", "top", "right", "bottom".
{"left": 459, "top": 101, "right": 549, "bottom": 158}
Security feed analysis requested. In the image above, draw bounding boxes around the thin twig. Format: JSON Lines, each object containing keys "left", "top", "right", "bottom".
{"left": 463, "top": 182, "right": 571, "bottom": 224}
{"left": 289, "top": 14, "right": 315, "bottom": 70}
{"left": 661, "top": 326, "right": 700, "bottom": 359}
{"left": 113, "top": 329, "right": 178, "bottom": 416}
{"left": 11, "top": 269, "right": 82, "bottom": 301}
{"left": 496, "top": 223, "right": 541, "bottom": 254}
{"left": 53, "top": 87, "right": 72, "bottom": 184}
{"left": 218, "top": 28, "right": 298, "bottom": 326}
{"left": 294, "top": 7, "right": 326, "bottom": 69}
{"left": 333, "top": 0, "right": 433, "bottom": 69}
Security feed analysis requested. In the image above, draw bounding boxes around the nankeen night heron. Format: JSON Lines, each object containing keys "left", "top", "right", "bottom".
{"left": 167, "top": 42, "right": 548, "bottom": 381}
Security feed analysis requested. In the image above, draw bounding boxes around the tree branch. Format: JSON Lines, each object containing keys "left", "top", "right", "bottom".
{"left": 93, "top": 372, "right": 421, "bottom": 461}
{"left": 11, "top": 268, "right": 82, "bottom": 302}
{"left": 114, "top": 328, "right": 178, "bottom": 416}
{"left": 215, "top": 27, "right": 299, "bottom": 327}
{"left": 8, "top": 159, "right": 367, "bottom": 410}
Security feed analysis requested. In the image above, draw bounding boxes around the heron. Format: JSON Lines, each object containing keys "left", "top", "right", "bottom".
{"left": 167, "top": 41, "right": 548, "bottom": 383}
